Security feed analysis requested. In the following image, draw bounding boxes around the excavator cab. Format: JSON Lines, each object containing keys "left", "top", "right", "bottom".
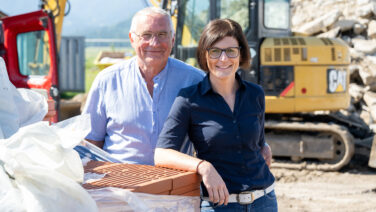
{"left": 166, "top": 0, "right": 290, "bottom": 77}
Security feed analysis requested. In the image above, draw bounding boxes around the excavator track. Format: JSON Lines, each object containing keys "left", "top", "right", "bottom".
{"left": 265, "top": 121, "right": 355, "bottom": 171}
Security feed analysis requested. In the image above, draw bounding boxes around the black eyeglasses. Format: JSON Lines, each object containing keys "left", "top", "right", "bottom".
{"left": 207, "top": 47, "right": 241, "bottom": 59}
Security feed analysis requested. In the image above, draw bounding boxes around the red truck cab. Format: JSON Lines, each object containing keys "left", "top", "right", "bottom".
{"left": 0, "top": 10, "right": 59, "bottom": 122}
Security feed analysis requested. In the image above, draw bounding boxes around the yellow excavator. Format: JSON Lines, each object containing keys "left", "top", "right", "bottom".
{"left": 2, "top": 0, "right": 375, "bottom": 170}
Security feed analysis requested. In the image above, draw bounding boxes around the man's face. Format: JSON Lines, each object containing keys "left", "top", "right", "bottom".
{"left": 130, "top": 13, "right": 174, "bottom": 67}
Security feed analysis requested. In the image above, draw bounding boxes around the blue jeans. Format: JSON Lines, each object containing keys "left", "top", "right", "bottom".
{"left": 200, "top": 190, "right": 278, "bottom": 212}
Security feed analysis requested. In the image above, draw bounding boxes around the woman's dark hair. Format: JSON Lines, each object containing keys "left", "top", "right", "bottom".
{"left": 196, "top": 18, "right": 250, "bottom": 72}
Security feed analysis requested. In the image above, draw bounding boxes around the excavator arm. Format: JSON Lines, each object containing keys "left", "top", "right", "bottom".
{"left": 40, "top": 0, "right": 69, "bottom": 50}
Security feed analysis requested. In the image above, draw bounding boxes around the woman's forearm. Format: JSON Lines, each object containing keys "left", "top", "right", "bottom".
{"left": 154, "top": 148, "right": 203, "bottom": 172}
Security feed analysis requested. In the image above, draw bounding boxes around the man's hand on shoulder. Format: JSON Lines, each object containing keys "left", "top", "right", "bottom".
{"left": 261, "top": 144, "right": 272, "bottom": 167}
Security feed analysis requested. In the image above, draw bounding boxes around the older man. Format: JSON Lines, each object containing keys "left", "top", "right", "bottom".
{"left": 83, "top": 7, "right": 204, "bottom": 165}
{"left": 83, "top": 7, "right": 272, "bottom": 165}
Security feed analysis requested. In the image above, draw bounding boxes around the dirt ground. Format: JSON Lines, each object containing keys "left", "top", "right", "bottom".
{"left": 271, "top": 156, "right": 376, "bottom": 212}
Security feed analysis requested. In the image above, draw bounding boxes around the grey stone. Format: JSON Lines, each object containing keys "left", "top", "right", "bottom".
{"left": 352, "top": 39, "right": 376, "bottom": 54}
{"left": 349, "top": 83, "right": 365, "bottom": 103}
{"left": 333, "top": 19, "right": 358, "bottom": 31}
{"left": 368, "top": 20, "right": 376, "bottom": 39}
{"left": 356, "top": 3, "right": 375, "bottom": 17}
{"left": 349, "top": 48, "right": 365, "bottom": 60}
{"left": 318, "top": 27, "right": 340, "bottom": 38}
{"left": 363, "top": 91, "right": 376, "bottom": 106}
{"left": 295, "top": 10, "right": 342, "bottom": 35}
{"left": 360, "top": 109, "right": 373, "bottom": 125}
{"left": 353, "top": 23, "right": 367, "bottom": 34}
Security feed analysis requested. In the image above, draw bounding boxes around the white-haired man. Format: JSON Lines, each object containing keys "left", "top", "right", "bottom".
{"left": 83, "top": 7, "right": 272, "bottom": 165}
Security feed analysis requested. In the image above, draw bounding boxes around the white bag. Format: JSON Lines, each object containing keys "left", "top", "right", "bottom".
{"left": 87, "top": 187, "right": 200, "bottom": 212}
{"left": 16, "top": 88, "right": 48, "bottom": 127}
{"left": 0, "top": 57, "right": 20, "bottom": 139}
{"left": 0, "top": 114, "right": 98, "bottom": 212}
{"left": 0, "top": 57, "right": 47, "bottom": 139}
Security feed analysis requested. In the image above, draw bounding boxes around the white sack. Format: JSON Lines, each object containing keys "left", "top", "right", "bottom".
{"left": 0, "top": 114, "right": 97, "bottom": 212}
{"left": 0, "top": 57, "right": 20, "bottom": 139}
{"left": 88, "top": 187, "right": 200, "bottom": 212}
{"left": 0, "top": 57, "right": 47, "bottom": 139}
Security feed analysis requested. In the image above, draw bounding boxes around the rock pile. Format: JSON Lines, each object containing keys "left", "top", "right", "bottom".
{"left": 292, "top": 0, "right": 376, "bottom": 131}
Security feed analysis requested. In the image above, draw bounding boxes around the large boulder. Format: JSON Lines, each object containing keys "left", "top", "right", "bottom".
{"left": 352, "top": 38, "right": 376, "bottom": 54}
{"left": 294, "top": 10, "right": 342, "bottom": 35}
{"left": 318, "top": 27, "right": 340, "bottom": 38}
{"left": 358, "top": 58, "right": 376, "bottom": 88}
{"left": 363, "top": 91, "right": 376, "bottom": 106}
{"left": 356, "top": 2, "right": 375, "bottom": 18}
{"left": 367, "top": 20, "right": 376, "bottom": 39}
{"left": 353, "top": 23, "right": 367, "bottom": 34}
{"left": 332, "top": 19, "right": 358, "bottom": 32}
{"left": 349, "top": 83, "right": 366, "bottom": 103}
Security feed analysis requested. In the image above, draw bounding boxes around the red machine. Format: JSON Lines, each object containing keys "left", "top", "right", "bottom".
{"left": 0, "top": 10, "right": 59, "bottom": 122}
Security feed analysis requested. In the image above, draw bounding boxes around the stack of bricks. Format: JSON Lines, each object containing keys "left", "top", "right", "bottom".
{"left": 82, "top": 161, "right": 201, "bottom": 196}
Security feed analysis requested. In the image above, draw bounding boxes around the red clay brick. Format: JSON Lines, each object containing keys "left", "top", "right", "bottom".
{"left": 157, "top": 191, "right": 170, "bottom": 195}
{"left": 180, "top": 189, "right": 201, "bottom": 197}
{"left": 169, "top": 172, "right": 201, "bottom": 189}
{"left": 83, "top": 161, "right": 201, "bottom": 196}
{"left": 131, "top": 178, "right": 172, "bottom": 194}
{"left": 170, "top": 183, "right": 201, "bottom": 195}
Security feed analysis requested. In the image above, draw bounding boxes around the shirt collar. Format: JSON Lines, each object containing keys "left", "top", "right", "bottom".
{"left": 200, "top": 72, "right": 246, "bottom": 95}
{"left": 153, "top": 58, "right": 170, "bottom": 82}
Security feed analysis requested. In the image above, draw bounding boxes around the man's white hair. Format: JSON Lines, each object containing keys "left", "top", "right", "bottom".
{"left": 130, "top": 7, "right": 174, "bottom": 35}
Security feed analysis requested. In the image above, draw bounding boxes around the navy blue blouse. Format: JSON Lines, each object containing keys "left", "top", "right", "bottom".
{"left": 157, "top": 74, "right": 275, "bottom": 195}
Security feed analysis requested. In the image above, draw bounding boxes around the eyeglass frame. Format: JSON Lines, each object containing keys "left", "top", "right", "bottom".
{"left": 206, "top": 47, "right": 241, "bottom": 59}
{"left": 132, "top": 31, "right": 172, "bottom": 42}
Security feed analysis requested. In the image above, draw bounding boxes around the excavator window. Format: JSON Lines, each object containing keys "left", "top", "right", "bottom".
{"left": 260, "top": 65, "right": 294, "bottom": 96}
{"left": 217, "top": 0, "right": 249, "bottom": 32}
{"left": 17, "top": 30, "right": 50, "bottom": 76}
{"left": 264, "top": 0, "right": 289, "bottom": 29}
{"left": 180, "top": 0, "right": 209, "bottom": 47}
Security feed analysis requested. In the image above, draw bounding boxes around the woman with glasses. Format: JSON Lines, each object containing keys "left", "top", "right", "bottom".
{"left": 155, "top": 19, "right": 277, "bottom": 211}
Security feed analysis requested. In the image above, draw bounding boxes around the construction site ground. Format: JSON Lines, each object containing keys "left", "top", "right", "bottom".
{"left": 271, "top": 156, "right": 376, "bottom": 212}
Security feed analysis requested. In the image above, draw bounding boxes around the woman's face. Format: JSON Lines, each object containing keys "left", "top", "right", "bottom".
{"left": 206, "top": 36, "right": 240, "bottom": 80}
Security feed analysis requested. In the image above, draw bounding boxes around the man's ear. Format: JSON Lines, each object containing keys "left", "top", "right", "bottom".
{"left": 129, "top": 32, "right": 134, "bottom": 43}
{"left": 171, "top": 33, "right": 175, "bottom": 46}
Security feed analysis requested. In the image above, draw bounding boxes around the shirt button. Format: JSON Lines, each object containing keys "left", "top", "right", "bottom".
{"left": 236, "top": 135, "right": 240, "bottom": 139}
{"left": 237, "top": 150, "right": 241, "bottom": 154}
{"left": 233, "top": 120, "right": 236, "bottom": 124}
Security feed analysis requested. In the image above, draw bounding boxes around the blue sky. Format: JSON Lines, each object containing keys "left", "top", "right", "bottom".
{"left": 0, "top": 0, "right": 148, "bottom": 35}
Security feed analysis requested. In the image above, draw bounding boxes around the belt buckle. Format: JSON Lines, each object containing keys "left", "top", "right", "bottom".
{"left": 236, "top": 191, "right": 255, "bottom": 205}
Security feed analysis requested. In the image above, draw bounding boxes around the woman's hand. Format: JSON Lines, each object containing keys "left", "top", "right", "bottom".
{"left": 197, "top": 161, "right": 229, "bottom": 206}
